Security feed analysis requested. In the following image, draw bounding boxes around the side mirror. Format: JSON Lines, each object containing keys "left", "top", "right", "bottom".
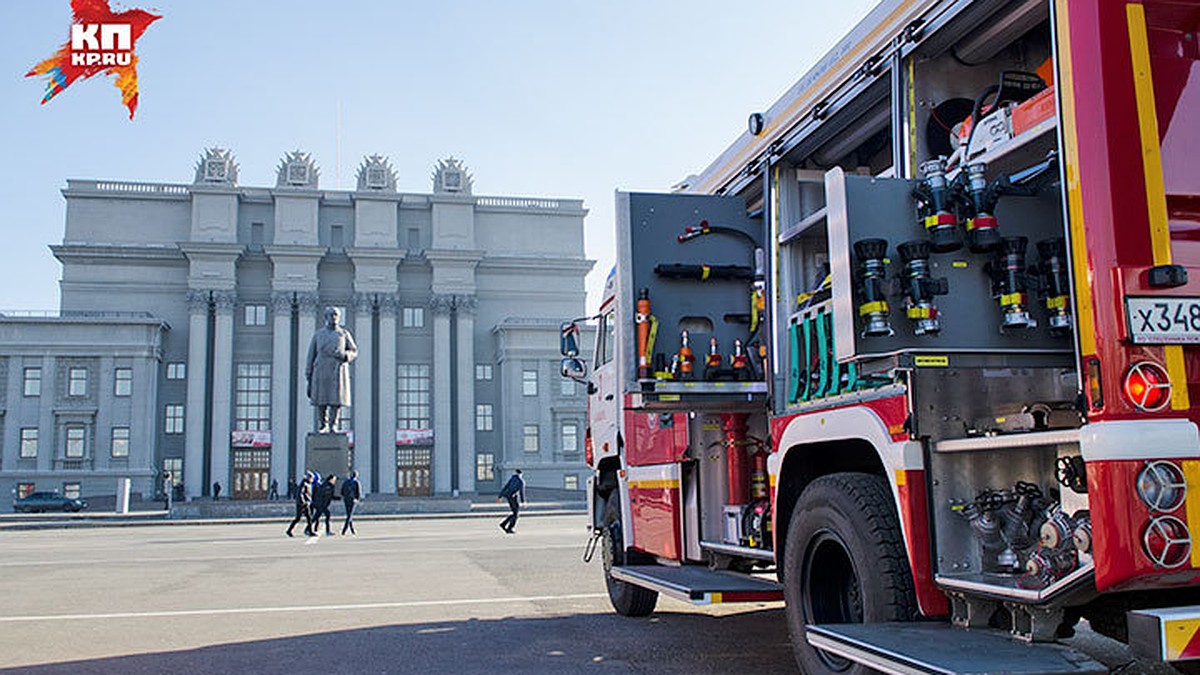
{"left": 560, "top": 321, "right": 581, "bottom": 357}
{"left": 561, "top": 357, "right": 588, "bottom": 382}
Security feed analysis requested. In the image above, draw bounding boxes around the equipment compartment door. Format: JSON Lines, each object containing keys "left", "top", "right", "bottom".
{"left": 627, "top": 463, "right": 684, "bottom": 561}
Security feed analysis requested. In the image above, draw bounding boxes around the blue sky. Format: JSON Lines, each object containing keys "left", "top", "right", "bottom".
{"left": 0, "top": 0, "right": 878, "bottom": 311}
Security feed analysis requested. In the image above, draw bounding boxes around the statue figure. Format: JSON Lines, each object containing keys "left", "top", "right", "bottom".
{"left": 306, "top": 306, "right": 358, "bottom": 433}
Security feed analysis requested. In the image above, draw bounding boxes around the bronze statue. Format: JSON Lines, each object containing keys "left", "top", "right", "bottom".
{"left": 306, "top": 306, "right": 358, "bottom": 433}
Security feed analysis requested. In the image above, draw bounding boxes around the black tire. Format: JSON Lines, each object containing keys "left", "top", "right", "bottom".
{"left": 601, "top": 494, "right": 658, "bottom": 617}
{"left": 783, "top": 473, "right": 917, "bottom": 675}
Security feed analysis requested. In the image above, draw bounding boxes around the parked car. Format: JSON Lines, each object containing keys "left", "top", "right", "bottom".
{"left": 13, "top": 491, "right": 87, "bottom": 513}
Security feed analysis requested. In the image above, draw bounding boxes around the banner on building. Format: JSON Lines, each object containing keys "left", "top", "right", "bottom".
{"left": 231, "top": 430, "right": 271, "bottom": 448}
{"left": 396, "top": 429, "right": 433, "bottom": 445}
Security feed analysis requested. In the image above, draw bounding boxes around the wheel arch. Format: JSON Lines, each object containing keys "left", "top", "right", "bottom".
{"left": 774, "top": 437, "right": 887, "bottom": 578}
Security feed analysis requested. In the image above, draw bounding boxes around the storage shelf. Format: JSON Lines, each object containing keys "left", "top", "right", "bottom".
{"left": 934, "top": 428, "right": 1080, "bottom": 453}
{"left": 779, "top": 207, "right": 828, "bottom": 245}
{"left": 946, "top": 116, "right": 1058, "bottom": 182}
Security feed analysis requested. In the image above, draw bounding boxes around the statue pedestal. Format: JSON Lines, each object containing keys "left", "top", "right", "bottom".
{"left": 306, "top": 433, "right": 351, "bottom": 479}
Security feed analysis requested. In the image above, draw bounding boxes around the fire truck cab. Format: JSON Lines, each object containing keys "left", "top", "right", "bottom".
{"left": 562, "top": 0, "right": 1200, "bottom": 672}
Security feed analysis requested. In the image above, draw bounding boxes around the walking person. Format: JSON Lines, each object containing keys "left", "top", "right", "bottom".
{"left": 268, "top": 479, "right": 279, "bottom": 500}
{"left": 212, "top": 481, "right": 221, "bottom": 501}
{"left": 340, "top": 470, "right": 361, "bottom": 535}
{"left": 286, "top": 473, "right": 314, "bottom": 537}
{"left": 286, "top": 477, "right": 296, "bottom": 500}
{"left": 497, "top": 469, "right": 525, "bottom": 534}
{"left": 162, "top": 472, "right": 173, "bottom": 513}
{"left": 313, "top": 474, "right": 338, "bottom": 536}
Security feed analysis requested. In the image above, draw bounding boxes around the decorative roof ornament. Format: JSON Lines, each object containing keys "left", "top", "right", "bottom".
{"left": 356, "top": 154, "right": 398, "bottom": 192}
{"left": 432, "top": 157, "right": 473, "bottom": 195}
{"left": 276, "top": 150, "right": 320, "bottom": 189}
{"left": 194, "top": 147, "right": 238, "bottom": 185}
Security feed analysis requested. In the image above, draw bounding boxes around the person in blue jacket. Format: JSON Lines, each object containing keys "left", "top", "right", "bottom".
{"left": 497, "top": 469, "right": 525, "bottom": 534}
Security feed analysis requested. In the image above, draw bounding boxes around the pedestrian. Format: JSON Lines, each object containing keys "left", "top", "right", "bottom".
{"left": 286, "top": 477, "right": 296, "bottom": 500}
{"left": 268, "top": 479, "right": 279, "bottom": 500}
{"left": 286, "top": 473, "right": 315, "bottom": 537}
{"left": 312, "top": 474, "right": 338, "bottom": 536}
{"left": 497, "top": 469, "right": 525, "bottom": 534}
{"left": 340, "top": 470, "right": 362, "bottom": 535}
{"left": 163, "top": 472, "right": 173, "bottom": 512}
{"left": 212, "top": 481, "right": 221, "bottom": 501}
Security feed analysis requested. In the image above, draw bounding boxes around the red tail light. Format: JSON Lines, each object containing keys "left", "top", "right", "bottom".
{"left": 1124, "top": 361, "right": 1171, "bottom": 412}
{"left": 584, "top": 428, "right": 594, "bottom": 466}
{"left": 1142, "top": 515, "right": 1191, "bottom": 568}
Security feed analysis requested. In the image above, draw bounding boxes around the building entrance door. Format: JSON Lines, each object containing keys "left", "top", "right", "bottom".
{"left": 232, "top": 448, "right": 270, "bottom": 500}
{"left": 396, "top": 446, "right": 431, "bottom": 496}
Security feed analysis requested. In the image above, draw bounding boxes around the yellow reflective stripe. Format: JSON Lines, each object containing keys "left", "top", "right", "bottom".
{"left": 859, "top": 301, "right": 888, "bottom": 316}
{"left": 1166, "top": 344, "right": 1191, "bottom": 410}
{"left": 1184, "top": 461, "right": 1200, "bottom": 568}
{"left": 1165, "top": 617, "right": 1200, "bottom": 660}
{"left": 1055, "top": 0, "right": 1097, "bottom": 356}
{"left": 628, "top": 479, "right": 680, "bottom": 490}
{"left": 1127, "top": 4, "right": 1173, "bottom": 267}
{"left": 894, "top": 469, "right": 907, "bottom": 487}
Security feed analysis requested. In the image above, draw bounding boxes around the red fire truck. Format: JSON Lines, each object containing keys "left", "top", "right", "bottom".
{"left": 559, "top": 0, "right": 1200, "bottom": 672}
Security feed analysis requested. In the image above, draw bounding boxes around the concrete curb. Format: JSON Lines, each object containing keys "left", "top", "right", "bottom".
{"left": 0, "top": 506, "right": 586, "bottom": 531}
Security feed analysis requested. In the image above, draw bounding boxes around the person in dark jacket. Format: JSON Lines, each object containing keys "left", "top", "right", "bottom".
{"left": 497, "top": 469, "right": 525, "bottom": 534}
{"left": 312, "top": 474, "right": 338, "bottom": 535}
{"left": 340, "top": 470, "right": 362, "bottom": 535}
{"left": 268, "top": 479, "right": 279, "bottom": 500}
{"left": 286, "top": 473, "right": 314, "bottom": 537}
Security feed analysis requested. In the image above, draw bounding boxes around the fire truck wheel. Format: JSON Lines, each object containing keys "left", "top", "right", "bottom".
{"left": 783, "top": 472, "right": 917, "bottom": 674}
{"left": 601, "top": 495, "right": 659, "bottom": 617}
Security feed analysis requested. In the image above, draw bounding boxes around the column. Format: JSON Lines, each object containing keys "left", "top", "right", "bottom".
{"left": 209, "top": 290, "right": 236, "bottom": 497}
{"left": 431, "top": 294, "right": 454, "bottom": 495}
{"left": 377, "top": 296, "right": 398, "bottom": 494}
{"left": 352, "top": 293, "right": 375, "bottom": 491}
{"left": 295, "top": 292, "right": 318, "bottom": 470}
{"left": 270, "top": 292, "right": 293, "bottom": 486}
{"left": 183, "top": 290, "right": 209, "bottom": 499}
{"left": 454, "top": 295, "right": 477, "bottom": 493}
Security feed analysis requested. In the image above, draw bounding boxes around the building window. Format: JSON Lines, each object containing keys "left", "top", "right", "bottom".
{"left": 476, "top": 404, "right": 494, "bottom": 431}
{"left": 397, "top": 364, "right": 431, "bottom": 429}
{"left": 165, "top": 405, "right": 184, "bottom": 434}
{"left": 402, "top": 307, "right": 425, "bottom": 328}
{"left": 562, "top": 422, "right": 579, "bottom": 454}
{"left": 111, "top": 427, "right": 130, "bottom": 457}
{"left": 23, "top": 367, "right": 41, "bottom": 396}
{"left": 523, "top": 425, "right": 540, "bottom": 453}
{"left": 330, "top": 224, "right": 344, "bottom": 250}
{"left": 114, "top": 367, "right": 132, "bottom": 396}
{"left": 560, "top": 378, "right": 575, "bottom": 396}
{"left": 163, "top": 458, "right": 183, "bottom": 487}
{"left": 250, "top": 222, "right": 265, "bottom": 246}
{"left": 475, "top": 364, "right": 493, "bottom": 381}
{"left": 68, "top": 367, "right": 88, "bottom": 396}
{"left": 408, "top": 227, "right": 420, "bottom": 250}
{"left": 564, "top": 474, "right": 579, "bottom": 490}
{"left": 244, "top": 304, "right": 268, "bottom": 326}
{"left": 65, "top": 426, "right": 86, "bottom": 458}
{"left": 522, "top": 369, "right": 538, "bottom": 396}
{"left": 476, "top": 452, "right": 495, "bottom": 482}
{"left": 166, "top": 362, "right": 186, "bottom": 380}
{"left": 63, "top": 483, "right": 81, "bottom": 500}
{"left": 20, "top": 428, "right": 37, "bottom": 458}
{"left": 235, "top": 363, "right": 271, "bottom": 431}
{"left": 16, "top": 483, "right": 35, "bottom": 499}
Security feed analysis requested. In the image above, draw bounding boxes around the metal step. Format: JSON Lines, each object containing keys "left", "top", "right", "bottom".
{"left": 805, "top": 623, "right": 1107, "bottom": 675}
{"left": 609, "top": 564, "right": 783, "bottom": 605}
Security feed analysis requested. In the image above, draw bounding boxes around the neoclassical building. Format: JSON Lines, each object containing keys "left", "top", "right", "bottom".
{"left": 0, "top": 149, "right": 592, "bottom": 503}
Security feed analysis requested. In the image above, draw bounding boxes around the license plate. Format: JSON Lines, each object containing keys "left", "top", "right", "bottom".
{"left": 1126, "top": 297, "right": 1200, "bottom": 344}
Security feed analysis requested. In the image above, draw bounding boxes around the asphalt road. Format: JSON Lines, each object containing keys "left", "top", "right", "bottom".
{"left": 0, "top": 515, "right": 1189, "bottom": 674}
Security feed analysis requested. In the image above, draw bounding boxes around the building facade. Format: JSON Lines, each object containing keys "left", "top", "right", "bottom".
{"left": 0, "top": 149, "right": 592, "bottom": 504}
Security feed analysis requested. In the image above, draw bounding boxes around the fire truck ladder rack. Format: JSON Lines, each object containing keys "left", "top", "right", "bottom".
{"left": 608, "top": 565, "right": 783, "bottom": 605}
{"left": 805, "top": 623, "right": 1105, "bottom": 675}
